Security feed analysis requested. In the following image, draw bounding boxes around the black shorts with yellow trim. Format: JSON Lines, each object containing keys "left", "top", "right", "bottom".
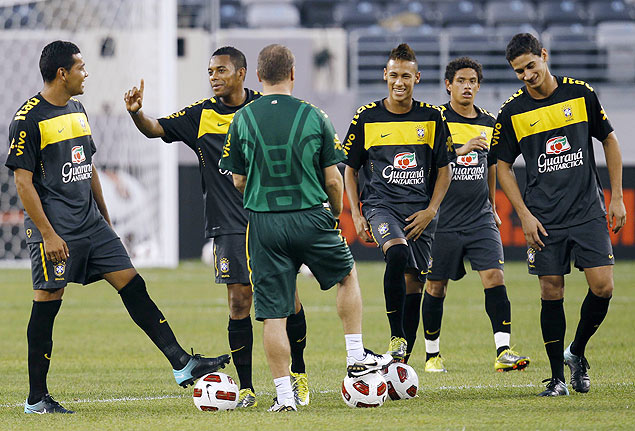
{"left": 527, "top": 216, "right": 614, "bottom": 276}
{"left": 247, "top": 206, "right": 354, "bottom": 321}
{"left": 28, "top": 222, "right": 133, "bottom": 290}
{"left": 362, "top": 205, "right": 435, "bottom": 282}
{"left": 428, "top": 223, "right": 504, "bottom": 281}
{"left": 213, "top": 234, "right": 250, "bottom": 285}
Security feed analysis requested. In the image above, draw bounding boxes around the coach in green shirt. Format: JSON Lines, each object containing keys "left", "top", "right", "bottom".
{"left": 220, "top": 44, "right": 392, "bottom": 412}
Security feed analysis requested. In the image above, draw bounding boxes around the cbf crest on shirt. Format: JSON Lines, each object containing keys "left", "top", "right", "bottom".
{"left": 5, "top": 94, "right": 102, "bottom": 242}
{"left": 492, "top": 76, "right": 613, "bottom": 229}
{"left": 343, "top": 100, "right": 452, "bottom": 214}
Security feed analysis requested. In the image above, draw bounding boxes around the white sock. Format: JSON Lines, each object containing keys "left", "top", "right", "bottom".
{"left": 494, "top": 332, "right": 510, "bottom": 352}
{"left": 345, "top": 333, "right": 365, "bottom": 362}
{"left": 425, "top": 338, "right": 440, "bottom": 355}
{"left": 273, "top": 376, "right": 294, "bottom": 405}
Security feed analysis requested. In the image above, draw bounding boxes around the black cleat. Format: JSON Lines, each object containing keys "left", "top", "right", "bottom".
{"left": 537, "top": 378, "right": 569, "bottom": 397}
{"left": 564, "top": 344, "right": 590, "bottom": 393}
{"left": 24, "top": 394, "right": 74, "bottom": 414}
{"left": 173, "top": 352, "right": 231, "bottom": 387}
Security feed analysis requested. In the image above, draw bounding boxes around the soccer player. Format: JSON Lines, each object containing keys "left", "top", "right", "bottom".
{"left": 343, "top": 43, "right": 453, "bottom": 363}
{"left": 422, "top": 57, "right": 530, "bottom": 373}
{"left": 6, "top": 40, "right": 229, "bottom": 415}
{"left": 123, "top": 46, "right": 310, "bottom": 408}
{"left": 493, "top": 33, "right": 626, "bottom": 396}
{"left": 219, "top": 44, "right": 392, "bottom": 412}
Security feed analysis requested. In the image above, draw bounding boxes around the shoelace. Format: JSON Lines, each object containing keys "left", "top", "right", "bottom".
{"left": 42, "top": 394, "right": 63, "bottom": 409}
{"left": 541, "top": 377, "right": 561, "bottom": 389}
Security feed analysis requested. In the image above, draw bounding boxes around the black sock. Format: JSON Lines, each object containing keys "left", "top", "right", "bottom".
{"left": 403, "top": 293, "right": 422, "bottom": 363}
{"left": 423, "top": 291, "right": 444, "bottom": 361}
{"left": 118, "top": 274, "right": 189, "bottom": 369}
{"left": 485, "top": 285, "right": 512, "bottom": 356}
{"left": 287, "top": 306, "right": 307, "bottom": 374}
{"left": 570, "top": 289, "right": 611, "bottom": 357}
{"left": 228, "top": 316, "right": 253, "bottom": 390}
{"left": 27, "top": 299, "right": 62, "bottom": 405}
{"left": 541, "top": 298, "right": 566, "bottom": 382}
{"left": 384, "top": 244, "right": 409, "bottom": 339}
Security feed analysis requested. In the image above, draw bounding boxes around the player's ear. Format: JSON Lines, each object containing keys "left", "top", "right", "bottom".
{"left": 290, "top": 66, "right": 295, "bottom": 82}
{"left": 541, "top": 48, "right": 549, "bottom": 63}
{"left": 444, "top": 78, "right": 451, "bottom": 93}
{"left": 58, "top": 67, "right": 67, "bottom": 82}
{"left": 237, "top": 67, "right": 246, "bottom": 81}
{"left": 256, "top": 70, "right": 262, "bottom": 83}
{"left": 415, "top": 71, "right": 421, "bottom": 84}
{"left": 383, "top": 68, "right": 387, "bottom": 81}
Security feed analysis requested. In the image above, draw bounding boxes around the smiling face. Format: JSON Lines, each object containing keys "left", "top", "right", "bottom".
{"left": 64, "top": 53, "right": 88, "bottom": 96}
{"left": 509, "top": 48, "right": 550, "bottom": 91}
{"left": 384, "top": 59, "right": 420, "bottom": 105}
{"left": 208, "top": 54, "right": 244, "bottom": 98}
{"left": 447, "top": 67, "right": 480, "bottom": 108}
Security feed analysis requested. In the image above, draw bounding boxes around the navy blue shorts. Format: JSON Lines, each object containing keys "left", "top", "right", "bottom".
{"left": 363, "top": 206, "right": 436, "bottom": 282}
{"left": 28, "top": 223, "right": 133, "bottom": 290}
{"left": 213, "top": 234, "right": 250, "bottom": 285}
{"left": 527, "top": 216, "right": 614, "bottom": 276}
{"left": 428, "top": 223, "right": 504, "bottom": 281}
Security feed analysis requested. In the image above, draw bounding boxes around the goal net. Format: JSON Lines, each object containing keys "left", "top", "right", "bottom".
{"left": 0, "top": 0, "right": 178, "bottom": 267}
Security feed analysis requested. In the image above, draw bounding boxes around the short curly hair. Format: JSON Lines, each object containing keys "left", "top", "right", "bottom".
{"left": 445, "top": 57, "right": 483, "bottom": 95}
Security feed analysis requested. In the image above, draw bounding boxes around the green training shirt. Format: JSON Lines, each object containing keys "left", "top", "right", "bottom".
{"left": 219, "top": 94, "right": 345, "bottom": 212}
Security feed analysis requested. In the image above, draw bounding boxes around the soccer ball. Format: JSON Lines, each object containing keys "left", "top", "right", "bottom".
{"left": 192, "top": 372, "right": 239, "bottom": 411}
{"left": 382, "top": 362, "right": 419, "bottom": 400}
{"left": 341, "top": 373, "right": 387, "bottom": 408}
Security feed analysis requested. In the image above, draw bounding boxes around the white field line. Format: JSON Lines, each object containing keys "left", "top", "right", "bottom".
{"left": 1, "top": 381, "right": 632, "bottom": 409}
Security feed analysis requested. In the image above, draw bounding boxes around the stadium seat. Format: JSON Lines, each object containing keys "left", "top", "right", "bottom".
{"left": 219, "top": 0, "right": 245, "bottom": 28}
{"left": 486, "top": 0, "right": 536, "bottom": 26}
{"left": 299, "top": 0, "right": 339, "bottom": 28}
{"left": 544, "top": 24, "right": 607, "bottom": 82}
{"left": 538, "top": 1, "right": 585, "bottom": 27}
{"left": 334, "top": 1, "right": 384, "bottom": 30}
{"left": 437, "top": 1, "right": 485, "bottom": 27}
{"left": 245, "top": 2, "right": 300, "bottom": 28}
{"left": 588, "top": 0, "right": 635, "bottom": 24}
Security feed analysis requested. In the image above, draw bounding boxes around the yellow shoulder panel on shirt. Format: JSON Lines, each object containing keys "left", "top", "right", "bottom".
{"left": 447, "top": 122, "right": 493, "bottom": 147}
{"left": 364, "top": 121, "right": 436, "bottom": 150}
{"left": 198, "top": 109, "right": 235, "bottom": 138}
{"left": 39, "top": 112, "right": 91, "bottom": 150}
{"left": 510, "top": 97, "right": 587, "bottom": 142}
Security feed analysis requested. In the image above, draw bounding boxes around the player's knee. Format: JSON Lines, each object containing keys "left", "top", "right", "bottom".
{"left": 385, "top": 244, "right": 409, "bottom": 269}
{"left": 589, "top": 280, "right": 613, "bottom": 298}
{"left": 539, "top": 276, "right": 564, "bottom": 300}
{"left": 34, "top": 288, "right": 64, "bottom": 301}
{"left": 481, "top": 269, "right": 505, "bottom": 289}
{"left": 117, "top": 273, "right": 146, "bottom": 295}
{"left": 426, "top": 280, "right": 447, "bottom": 297}
{"left": 228, "top": 284, "right": 252, "bottom": 319}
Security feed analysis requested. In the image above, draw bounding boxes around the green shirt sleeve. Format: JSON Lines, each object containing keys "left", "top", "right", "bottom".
{"left": 219, "top": 117, "right": 246, "bottom": 175}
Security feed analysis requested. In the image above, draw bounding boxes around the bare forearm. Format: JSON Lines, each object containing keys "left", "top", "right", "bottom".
{"left": 344, "top": 167, "right": 361, "bottom": 217}
{"left": 427, "top": 165, "right": 452, "bottom": 212}
{"left": 129, "top": 110, "right": 165, "bottom": 138}
{"left": 14, "top": 174, "right": 56, "bottom": 238}
{"left": 603, "top": 132, "right": 623, "bottom": 199}
{"left": 497, "top": 161, "right": 531, "bottom": 217}
{"left": 91, "top": 166, "right": 111, "bottom": 225}
{"left": 488, "top": 165, "right": 497, "bottom": 208}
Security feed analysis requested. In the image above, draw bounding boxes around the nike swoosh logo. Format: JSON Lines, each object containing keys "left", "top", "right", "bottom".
{"left": 380, "top": 133, "right": 391, "bottom": 138}
{"left": 44, "top": 353, "right": 51, "bottom": 360}
{"left": 217, "top": 122, "right": 228, "bottom": 126}
{"left": 58, "top": 128, "right": 64, "bottom": 133}
{"left": 231, "top": 346, "right": 245, "bottom": 353}
{"left": 609, "top": 254, "right": 613, "bottom": 259}
{"left": 296, "top": 335, "right": 307, "bottom": 343}
{"left": 426, "top": 329, "right": 440, "bottom": 335}
{"left": 544, "top": 339, "right": 560, "bottom": 345}
{"left": 499, "top": 260, "right": 505, "bottom": 264}
{"left": 159, "top": 319, "right": 167, "bottom": 324}
{"left": 530, "top": 120, "right": 540, "bottom": 127}
{"left": 386, "top": 310, "right": 397, "bottom": 314}
{"left": 502, "top": 320, "right": 511, "bottom": 325}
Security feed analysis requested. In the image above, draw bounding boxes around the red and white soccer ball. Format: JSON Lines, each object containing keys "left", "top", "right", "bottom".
{"left": 382, "top": 362, "right": 419, "bottom": 400}
{"left": 192, "top": 372, "right": 239, "bottom": 411}
{"left": 341, "top": 373, "right": 387, "bottom": 408}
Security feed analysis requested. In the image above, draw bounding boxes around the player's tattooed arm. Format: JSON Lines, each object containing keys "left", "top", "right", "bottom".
{"left": 455, "top": 135, "right": 489, "bottom": 156}
{"left": 91, "top": 165, "right": 112, "bottom": 227}
{"left": 603, "top": 131, "right": 626, "bottom": 233}
{"left": 124, "top": 79, "right": 166, "bottom": 138}
{"left": 324, "top": 164, "right": 344, "bottom": 219}
{"left": 343, "top": 166, "right": 372, "bottom": 242}
{"left": 404, "top": 164, "right": 452, "bottom": 241}
{"left": 488, "top": 164, "right": 502, "bottom": 227}
{"left": 13, "top": 168, "right": 69, "bottom": 262}
{"left": 497, "top": 160, "right": 548, "bottom": 250}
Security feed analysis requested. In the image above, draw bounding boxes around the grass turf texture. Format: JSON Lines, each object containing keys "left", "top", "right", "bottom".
{"left": 1, "top": 261, "right": 633, "bottom": 430}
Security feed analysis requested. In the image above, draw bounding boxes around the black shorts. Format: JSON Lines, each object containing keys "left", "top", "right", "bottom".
{"left": 363, "top": 206, "right": 436, "bottom": 282}
{"left": 213, "top": 234, "right": 250, "bottom": 285}
{"left": 527, "top": 216, "right": 614, "bottom": 276}
{"left": 247, "top": 206, "right": 355, "bottom": 321}
{"left": 428, "top": 223, "right": 504, "bottom": 281}
{"left": 28, "top": 223, "right": 133, "bottom": 290}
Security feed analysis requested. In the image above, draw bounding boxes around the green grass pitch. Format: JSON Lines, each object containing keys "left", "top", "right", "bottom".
{"left": 1, "top": 261, "right": 633, "bottom": 430}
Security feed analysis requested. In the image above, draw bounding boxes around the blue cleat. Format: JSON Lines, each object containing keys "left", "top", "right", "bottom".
{"left": 173, "top": 352, "right": 231, "bottom": 387}
{"left": 24, "top": 394, "right": 74, "bottom": 414}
